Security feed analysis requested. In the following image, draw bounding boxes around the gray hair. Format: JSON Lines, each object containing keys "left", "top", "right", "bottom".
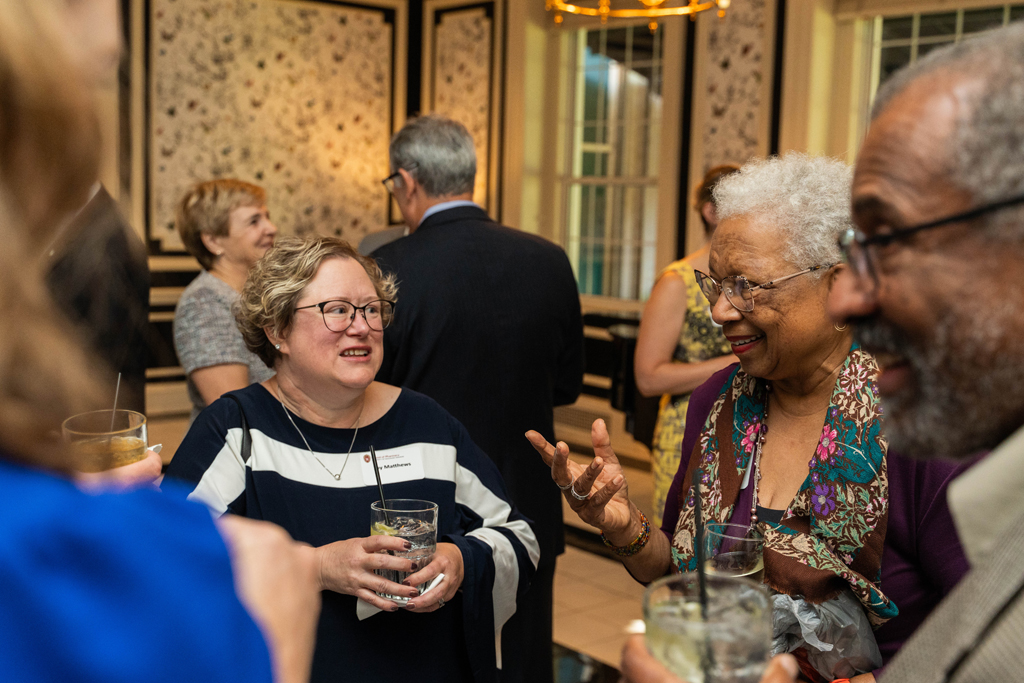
{"left": 712, "top": 153, "right": 851, "bottom": 270}
{"left": 389, "top": 115, "right": 476, "bottom": 197}
{"left": 873, "top": 23, "right": 1024, "bottom": 231}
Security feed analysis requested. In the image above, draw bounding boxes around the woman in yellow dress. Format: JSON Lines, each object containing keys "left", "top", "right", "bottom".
{"left": 634, "top": 165, "right": 739, "bottom": 525}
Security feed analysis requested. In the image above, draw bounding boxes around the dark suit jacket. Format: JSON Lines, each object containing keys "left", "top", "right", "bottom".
{"left": 45, "top": 187, "right": 150, "bottom": 413}
{"left": 373, "top": 206, "right": 584, "bottom": 561}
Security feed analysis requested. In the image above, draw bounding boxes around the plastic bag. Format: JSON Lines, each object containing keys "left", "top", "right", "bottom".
{"left": 771, "top": 591, "right": 882, "bottom": 681}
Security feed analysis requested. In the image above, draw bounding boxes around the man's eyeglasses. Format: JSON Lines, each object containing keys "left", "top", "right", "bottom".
{"left": 694, "top": 264, "right": 834, "bottom": 312}
{"left": 381, "top": 164, "right": 419, "bottom": 195}
{"left": 295, "top": 299, "right": 396, "bottom": 333}
{"left": 838, "top": 191, "right": 1024, "bottom": 282}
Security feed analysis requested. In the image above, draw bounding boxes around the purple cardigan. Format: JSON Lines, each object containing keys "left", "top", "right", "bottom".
{"left": 660, "top": 365, "right": 972, "bottom": 667}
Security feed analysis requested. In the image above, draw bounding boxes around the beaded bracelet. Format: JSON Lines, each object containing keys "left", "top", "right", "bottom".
{"left": 601, "top": 510, "right": 651, "bottom": 557}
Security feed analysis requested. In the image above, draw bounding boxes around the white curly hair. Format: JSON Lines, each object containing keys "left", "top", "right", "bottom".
{"left": 712, "top": 153, "right": 852, "bottom": 272}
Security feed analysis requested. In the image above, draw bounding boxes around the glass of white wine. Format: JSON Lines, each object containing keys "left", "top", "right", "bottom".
{"left": 62, "top": 409, "right": 148, "bottom": 473}
{"left": 702, "top": 523, "right": 765, "bottom": 583}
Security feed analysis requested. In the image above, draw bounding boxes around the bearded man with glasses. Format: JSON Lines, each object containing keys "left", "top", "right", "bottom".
{"left": 822, "top": 21, "right": 1024, "bottom": 683}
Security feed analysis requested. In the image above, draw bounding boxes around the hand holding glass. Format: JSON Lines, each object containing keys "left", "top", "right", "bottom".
{"left": 369, "top": 499, "right": 438, "bottom": 605}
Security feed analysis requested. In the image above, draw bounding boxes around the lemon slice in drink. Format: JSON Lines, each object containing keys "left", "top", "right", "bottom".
{"left": 371, "top": 521, "right": 399, "bottom": 536}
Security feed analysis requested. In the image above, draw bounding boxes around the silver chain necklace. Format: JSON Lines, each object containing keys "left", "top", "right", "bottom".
{"left": 278, "top": 395, "right": 363, "bottom": 481}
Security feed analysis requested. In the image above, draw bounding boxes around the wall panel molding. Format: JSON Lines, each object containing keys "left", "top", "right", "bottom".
{"left": 421, "top": 0, "right": 504, "bottom": 217}
{"left": 139, "top": 0, "right": 408, "bottom": 255}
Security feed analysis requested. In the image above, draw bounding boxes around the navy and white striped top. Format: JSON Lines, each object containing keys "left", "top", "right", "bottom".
{"left": 164, "top": 385, "right": 540, "bottom": 683}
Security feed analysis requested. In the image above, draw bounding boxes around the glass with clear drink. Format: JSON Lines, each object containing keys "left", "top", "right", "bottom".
{"left": 702, "top": 523, "right": 765, "bottom": 582}
{"left": 369, "top": 499, "right": 438, "bottom": 605}
{"left": 62, "top": 409, "right": 148, "bottom": 473}
{"left": 644, "top": 573, "right": 772, "bottom": 683}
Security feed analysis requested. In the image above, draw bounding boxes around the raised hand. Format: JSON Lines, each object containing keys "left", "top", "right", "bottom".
{"left": 525, "top": 418, "right": 633, "bottom": 537}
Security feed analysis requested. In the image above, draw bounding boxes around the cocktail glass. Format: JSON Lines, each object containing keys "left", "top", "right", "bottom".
{"left": 702, "top": 523, "right": 765, "bottom": 582}
{"left": 369, "top": 499, "right": 438, "bottom": 605}
{"left": 643, "top": 573, "right": 772, "bottom": 683}
{"left": 62, "top": 409, "right": 148, "bottom": 473}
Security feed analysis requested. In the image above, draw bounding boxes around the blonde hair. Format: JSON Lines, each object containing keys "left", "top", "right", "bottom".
{"left": 176, "top": 179, "right": 267, "bottom": 270}
{"left": 237, "top": 236, "right": 398, "bottom": 367}
{"left": 0, "top": 0, "right": 110, "bottom": 474}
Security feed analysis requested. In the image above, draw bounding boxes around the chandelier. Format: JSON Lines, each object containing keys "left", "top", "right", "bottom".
{"left": 546, "top": 0, "right": 730, "bottom": 29}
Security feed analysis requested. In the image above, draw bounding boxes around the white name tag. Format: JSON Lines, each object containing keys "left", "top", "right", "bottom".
{"left": 360, "top": 449, "right": 425, "bottom": 486}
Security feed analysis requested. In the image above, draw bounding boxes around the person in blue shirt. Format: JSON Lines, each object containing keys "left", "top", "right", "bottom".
{"left": 0, "top": 1, "right": 321, "bottom": 681}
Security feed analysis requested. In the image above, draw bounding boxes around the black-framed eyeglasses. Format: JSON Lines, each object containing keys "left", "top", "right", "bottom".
{"left": 295, "top": 299, "right": 396, "bottom": 332}
{"left": 694, "top": 264, "right": 834, "bottom": 313}
{"left": 838, "top": 192, "right": 1024, "bottom": 282}
{"left": 381, "top": 164, "right": 419, "bottom": 195}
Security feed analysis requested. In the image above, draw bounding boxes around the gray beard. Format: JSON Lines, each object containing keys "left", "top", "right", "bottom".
{"left": 854, "top": 302, "right": 1024, "bottom": 460}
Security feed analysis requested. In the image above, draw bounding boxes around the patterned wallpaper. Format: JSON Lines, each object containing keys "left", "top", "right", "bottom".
{"left": 150, "top": 0, "right": 396, "bottom": 252}
{"left": 701, "top": 0, "right": 769, "bottom": 171}
{"left": 431, "top": 6, "right": 493, "bottom": 209}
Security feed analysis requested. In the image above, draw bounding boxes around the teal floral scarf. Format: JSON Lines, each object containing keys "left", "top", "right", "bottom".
{"left": 670, "top": 344, "right": 897, "bottom": 626}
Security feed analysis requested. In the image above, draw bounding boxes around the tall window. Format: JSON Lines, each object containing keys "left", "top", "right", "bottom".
{"left": 874, "top": 4, "right": 1024, "bottom": 92}
{"left": 563, "top": 25, "right": 664, "bottom": 301}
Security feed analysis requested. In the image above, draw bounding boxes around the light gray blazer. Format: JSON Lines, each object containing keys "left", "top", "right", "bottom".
{"left": 880, "top": 505, "right": 1024, "bottom": 682}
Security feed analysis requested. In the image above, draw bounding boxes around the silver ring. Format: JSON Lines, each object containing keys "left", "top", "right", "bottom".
{"left": 557, "top": 478, "right": 574, "bottom": 491}
{"left": 438, "top": 596, "right": 446, "bottom": 608}
{"left": 570, "top": 480, "right": 590, "bottom": 501}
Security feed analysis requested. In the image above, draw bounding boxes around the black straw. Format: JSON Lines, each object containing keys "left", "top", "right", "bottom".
{"left": 369, "top": 446, "right": 391, "bottom": 526}
{"left": 692, "top": 467, "right": 709, "bottom": 619}
{"left": 692, "top": 467, "right": 713, "bottom": 681}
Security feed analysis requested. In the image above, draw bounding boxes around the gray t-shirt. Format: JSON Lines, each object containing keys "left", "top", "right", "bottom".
{"left": 173, "top": 270, "right": 275, "bottom": 421}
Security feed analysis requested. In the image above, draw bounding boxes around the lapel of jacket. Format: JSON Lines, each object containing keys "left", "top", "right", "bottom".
{"left": 880, "top": 504, "right": 1024, "bottom": 683}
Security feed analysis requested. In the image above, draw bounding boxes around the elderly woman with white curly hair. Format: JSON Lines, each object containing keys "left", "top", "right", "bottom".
{"left": 530, "top": 154, "right": 903, "bottom": 682}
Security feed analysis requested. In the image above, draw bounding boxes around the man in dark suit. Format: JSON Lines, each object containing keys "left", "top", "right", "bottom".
{"left": 45, "top": 185, "right": 150, "bottom": 413}
{"left": 373, "top": 115, "right": 584, "bottom": 683}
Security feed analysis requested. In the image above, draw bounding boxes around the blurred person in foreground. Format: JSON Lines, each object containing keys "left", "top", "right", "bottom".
{"left": 372, "top": 114, "right": 583, "bottom": 683}
{"left": 634, "top": 164, "right": 739, "bottom": 527}
{"left": 174, "top": 178, "right": 278, "bottom": 422}
{"left": 165, "top": 235, "right": 539, "bottom": 683}
{"left": 532, "top": 154, "right": 895, "bottom": 682}
{"left": 41, "top": 0, "right": 149, "bottom": 414}
{"left": 0, "top": 1, "right": 320, "bottom": 681}
{"left": 827, "top": 22, "right": 1024, "bottom": 682}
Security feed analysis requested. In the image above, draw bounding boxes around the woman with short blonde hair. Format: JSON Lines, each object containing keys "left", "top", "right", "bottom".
{"left": 173, "top": 178, "right": 278, "bottom": 421}
{"left": 167, "top": 235, "right": 537, "bottom": 683}
{"left": 236, "top": 236, "right": 397, "bottom": 369}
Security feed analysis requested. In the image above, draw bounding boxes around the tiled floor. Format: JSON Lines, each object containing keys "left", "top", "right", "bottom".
{"left": 553, "top": 456, "right": 654, "bottom": 671}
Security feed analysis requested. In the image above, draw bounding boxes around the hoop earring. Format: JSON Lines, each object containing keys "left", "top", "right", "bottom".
{"left": 834, "top": 322, "right": 848, "bottom": 332}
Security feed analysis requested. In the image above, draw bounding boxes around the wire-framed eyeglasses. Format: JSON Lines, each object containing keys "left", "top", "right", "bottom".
{"left": 694, "top": 264, "right": 834, "bottom": 312}
{"left": 295, "top": 299, "right": 396, "bottom": 332}
{"left": 381, "top": 164, "right": 419, "bottom": 195}
{"left": 838, "top": 191, "right": 1024, "bottom": 283}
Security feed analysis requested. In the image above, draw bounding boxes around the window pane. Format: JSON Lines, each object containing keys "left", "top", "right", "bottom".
{"left": 603, "top": 28, "right": 630, "bottom": 65}
{"left": 918, "top": 12, "right": 957, "bottom": 38}
{"left": 630, "top": 25, "right": 661, "bottom": 63}
{"left": 916, "top": 40, "right": 954, "bottom": 59}
{"left": 581, "top": 152, "right": 608, "bottom": 177}
{"left": 583, "top": 69, "right": 608, "bottom": 123}
{"left": 880, "top": 46, "right": 912, "bottom": 83}
{"left": 882, "top": 16, "right": 913, "bottom": 41}
{"left": 963, "top": 8, "right": 1005, "bottom": 34}
{"left": 1012, "top": 6, "right": 1024, "bottom": 23}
